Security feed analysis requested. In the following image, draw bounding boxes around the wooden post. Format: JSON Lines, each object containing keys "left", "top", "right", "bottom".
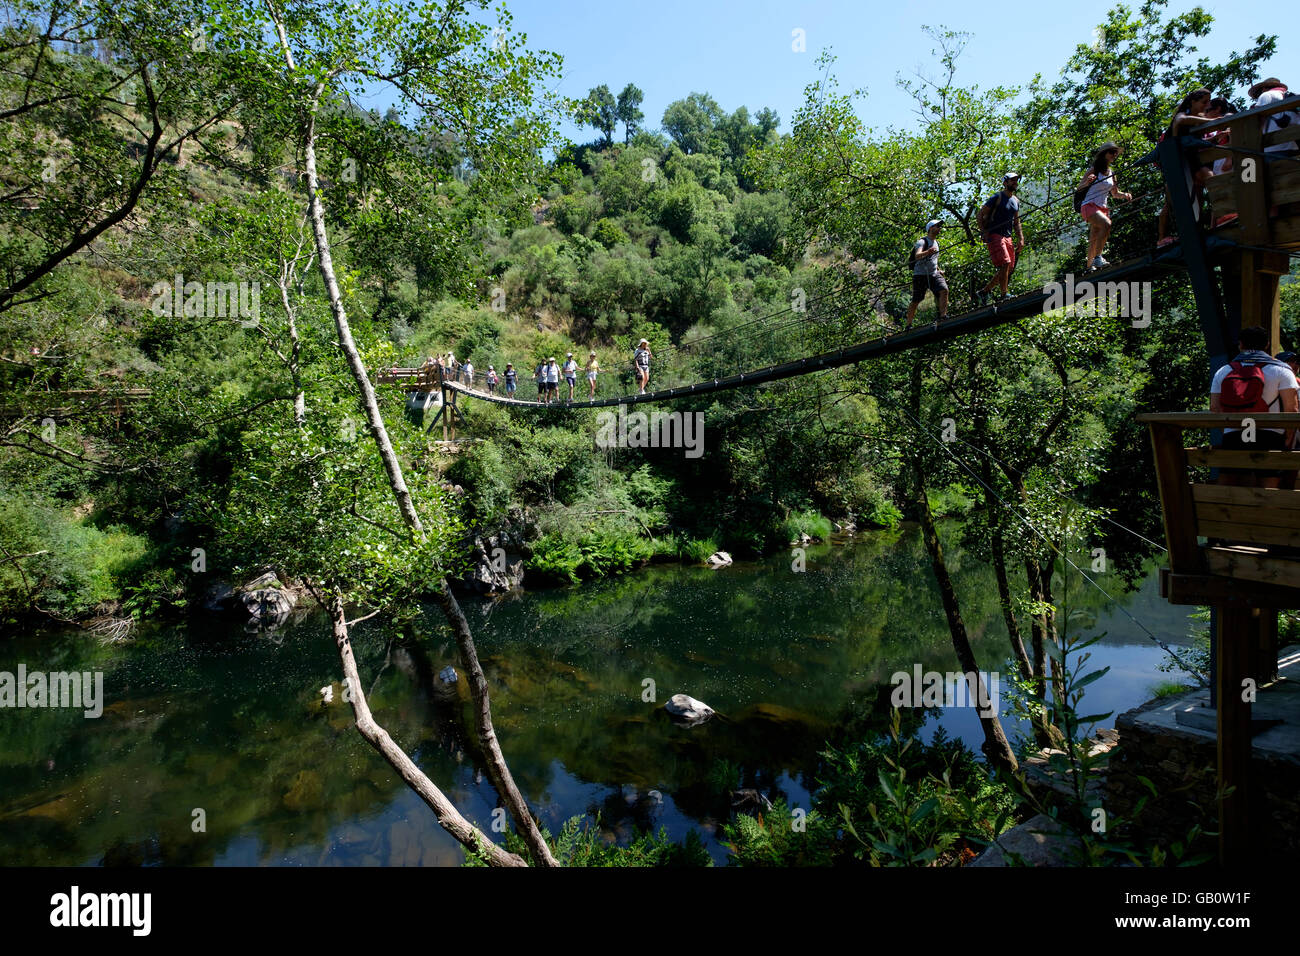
{"left": 1215, "top": 601, "right": 1253, "bottom": 865}
{"left": 1234, "top": 115, "right": 1269, "bottom": 247}
{"left": 1148, "top": 423, "right": 1202, "bottom": 572}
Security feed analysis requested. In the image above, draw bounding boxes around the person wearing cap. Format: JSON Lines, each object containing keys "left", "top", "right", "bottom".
{"left": 485, "top": 364, "right": 499, "bottom": 394}
{"left": 463, "top": 359, "right": 473, "bottom": 387}
{"left": 633, "top": 338, "right": 652, "bottom": 394}
{"left": 1077, "top": 143, "right": 1132, "bottom": 271}
{"left": 1250, "top": 78, "right": 1299, "bottom": 157}
{"left": 975, "top": 173, "right": 1024, "bottom": 306}
{"left": 545, "top": 356, "right": 560, "bottom": 403}
{"left": 562, "top": 351, "right": 579, "bottom": 400}
{"left": 585, "top": 350, "right": 599, "bottom": 397}
{"left": 504, "top": 362, "right": 518, "bottom": 398}
{"left": 905, "top": 219, "right": 948, "bottom": 329}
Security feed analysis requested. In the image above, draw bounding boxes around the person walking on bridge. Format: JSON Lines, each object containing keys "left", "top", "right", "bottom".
{"left": 633, "top": 338, "right": 652, "bottom": 394}
{"left": 585, "top": 351, "right": 599, "bottom": 397}
{"left": 463, "top": 359, "right": 474, "bottom": 387}
{"left": 975, "top": 173, "right": 1024, "bottom": 307}
{"left": 1078, "top": 143, "right": 1132, "bottom": 271}
{"left": 563, "top": 352, "right": 579, "bottom": 401}
{"left": 546, "top": 356, "right": 560, "bottom": 403}
{"left": 905, "top": 219, "right": 948, "bottom": 329}
{"left": 485, "top": 365, "right": 498, "bottom": 394}
{"left": 534, "top": 359, "right": 547, "bottom": 403}
{"left": 504, "top": 363, "right": 517, "bottom": 398}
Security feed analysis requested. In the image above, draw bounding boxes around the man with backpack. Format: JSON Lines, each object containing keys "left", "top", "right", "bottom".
{"left": 975, "top": 173, "right": 1024, "bottom": 307}
{"left": 1210, "top": 325, "right": 1299, "bottom": 487}
{"left": 905, "top": 219, "right": 948, "bottom": 330}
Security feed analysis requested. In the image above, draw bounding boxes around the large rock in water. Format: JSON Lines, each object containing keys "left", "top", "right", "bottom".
{"left": 203, "top": 571, "right": 300, "bottom": 626}
{"left": 664, "top": 694, "right": 715, "bottom": 726}
{"left": 706, "top": 551, "right": 732, "bottom": 568}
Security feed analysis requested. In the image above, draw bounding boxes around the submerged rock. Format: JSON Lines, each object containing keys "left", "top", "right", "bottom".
{"left": 706, "top": 551, "right": 732, "bottom": 568}
{"left": 664, "top": 693, "right": 715, "bottom": 726}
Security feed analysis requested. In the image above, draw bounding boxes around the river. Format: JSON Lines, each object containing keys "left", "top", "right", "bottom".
{"left": 0, "top": 526, "right": 1197, "bottom": 866}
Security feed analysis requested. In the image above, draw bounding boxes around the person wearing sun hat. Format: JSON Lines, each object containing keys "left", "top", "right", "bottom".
{"left": 562, "top": 351, "right": 579, "bottom": 401}
{"left": 1077, "top": 142, "right": 1132, "bottom": 271}
{"left": 975, "top": 173, "right": 1024, "bottom": 306}
{"left": 1248, "top": 77, "right": 1299, "bottom": 156}
{"left": 633, "top": 338, "right": 652, "bottom": 394}
{"left": 905, "top": 218, "right": 948, "bottom": 329}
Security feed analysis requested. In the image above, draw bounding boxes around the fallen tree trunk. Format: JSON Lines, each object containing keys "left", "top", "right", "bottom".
{"left": 326, "top": 593, "right": 524, "bottom": 867}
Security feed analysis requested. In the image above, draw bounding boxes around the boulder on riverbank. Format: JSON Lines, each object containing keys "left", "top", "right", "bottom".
{"left": 664, "top": 693, "right": 715, "bottom": 726}
{"left": 706, "top": 551, "right": 732, "bottom": 568}
{"left": 455, "top": 508, "right": 532, "bottom": 595}
{"left": 202, "top": 571, "right": 308, "bottom": 627}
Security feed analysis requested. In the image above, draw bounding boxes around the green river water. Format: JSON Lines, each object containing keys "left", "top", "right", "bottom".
{"left": 0, "top": 527, "right": 1196, "bottom": 866}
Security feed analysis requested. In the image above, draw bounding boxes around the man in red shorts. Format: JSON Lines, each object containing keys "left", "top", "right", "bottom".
{"left": 975, "top": 173, "right": 1024, "bottom": 307}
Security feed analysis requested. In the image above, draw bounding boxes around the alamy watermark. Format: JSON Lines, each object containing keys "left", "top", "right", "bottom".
{"left": 595, "top": 407, "right": 704, "bottom": 458}
{"left": 1042, "top": 275, "right": 1151, "bottom": 328}
{"left": 889, "top": 665, "right": 1000, "bottom": 718}
{"left": 150, "top": 273, "right": 260, "bottom": 326}
{"left": 0, "top": 664, "right": 103, "bottom": 717}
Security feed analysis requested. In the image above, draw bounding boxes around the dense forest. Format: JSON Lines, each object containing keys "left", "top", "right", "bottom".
{"left": 0, "top": 0, "right": 1294, "bottom": 866}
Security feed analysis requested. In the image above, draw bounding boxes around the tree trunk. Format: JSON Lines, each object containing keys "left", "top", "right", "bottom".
{"left": 268, "top": 4, "right": 558, "bottom": 866}
{"left": 912, "top": 463, "right": 1019, "bottom": 774}
{"left": 907, "top": 365, "right": 1017, "bottom": 773}
{"left": 326, "top": 593, "right": 525, "bottom": 867}
{"left": 432, "top": 579, "right": 558, "bottom": 867}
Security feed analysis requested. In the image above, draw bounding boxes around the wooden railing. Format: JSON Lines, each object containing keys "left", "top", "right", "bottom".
{"left": 1141, "top": 412, "right": 1300, "bottom": 601}
{"left": 1195, "top": 93, "right": 1300, "bottom": 248}
{"left": 375, "top": 366, "right": 443, "bottom": 390}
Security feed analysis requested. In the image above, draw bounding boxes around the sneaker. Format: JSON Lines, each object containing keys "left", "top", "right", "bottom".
{"left": 1092, "top": 255, "right": 1110, "bottom": 269}
{"left": 975, "top": 291, "right": 989, "bottom": 307}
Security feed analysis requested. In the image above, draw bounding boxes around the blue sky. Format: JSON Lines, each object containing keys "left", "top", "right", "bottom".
{"left": 353, "top": 0, "right": 1295, "bottom": 144}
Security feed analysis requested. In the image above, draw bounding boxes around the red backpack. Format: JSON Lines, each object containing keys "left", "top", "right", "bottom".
{"left": 1219, "top": 361, "right": 1269, "bottom": 413}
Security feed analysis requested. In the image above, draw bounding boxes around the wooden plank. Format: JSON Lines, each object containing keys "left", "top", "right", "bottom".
{"left": 1199, "top": 519, "right": 1300, "bottom": 547}
{"left": 1138, "top": 412, "right": 1300, "bottom": 427}
{"left": 1161, "top": 568, "right": 1300, "bottom": 608}
{"left": 1186, "top": 449, "right": 1300, "bottom": 470}
{"left": 1205, "top": 546, "right": 1300, "bottom": 588}
{"left": 1193, "top": 483, "right": 1300, "bottom": 510}
{"left": 1196, "top": 501, "right": 1300, "bottom": 528}
{"left": 1264, "top": 125, "right": 1300, "bottom": 148}
{"left": 1149, "top": 423, "right": 1202, "bottom": 572}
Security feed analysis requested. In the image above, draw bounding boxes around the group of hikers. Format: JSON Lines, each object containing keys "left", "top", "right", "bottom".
{"left": 903, "top": 78, "right": 1298, "bottom": 330}
{"left": 422, "top": 338, "right": 655, "bottom": 404}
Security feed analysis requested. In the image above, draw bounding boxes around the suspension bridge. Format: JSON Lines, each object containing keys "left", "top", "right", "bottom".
{"left": 379, "top": 95, "right": 1300, "bottom": 863}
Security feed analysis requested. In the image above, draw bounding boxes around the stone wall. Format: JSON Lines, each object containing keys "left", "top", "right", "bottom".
{"left": 1108, "top": 696, "right": 1300, "bottom": 862}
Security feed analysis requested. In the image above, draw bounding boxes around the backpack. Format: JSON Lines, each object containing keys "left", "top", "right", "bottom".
{"left": 1219, "top": 361, "right": 1269, "bottom": 413}
{"left": 907, "top": 237, "right": 934, "bottom": 269}
{"left": 1073, "top": 177, "right": 1091, "bottom": 213}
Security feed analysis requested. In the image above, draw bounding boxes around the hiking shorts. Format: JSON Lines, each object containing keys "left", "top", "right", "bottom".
{"left": 566, "top": 376, "right": 576, "bottom": 386}
{"left": 910, "top": 274, "right": 948, "bottom": 303}
{"left": 986, "top": 235, "right": 1016, "bottom": 268}
{"left": 1220, "top": 428, "right": 1288, "bottom": 480}
{"left": 1081, "top": 202, "right": 1109, "bottom": 222}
